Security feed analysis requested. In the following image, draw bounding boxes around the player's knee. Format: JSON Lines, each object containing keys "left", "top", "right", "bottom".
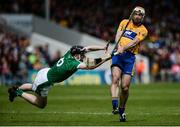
{"left": 38, "top": 98, "right": 47, "bottom": 109}
{"left": 112, "top": 76, "right": 120, "bottom": 84}
{"left": 38, "top": 103, "right": 47, "bottom": 109}
{"left": 112, "top": 80, "right": 119, "bottom": 85}
{"left": 112, "top": 81, "right": 119, "bottom": 86}
{"left": 39, "top": 105, "right": 46, "bottom": 109}
{"left": 121, "top": 86, "right": 129, "bottom": 92}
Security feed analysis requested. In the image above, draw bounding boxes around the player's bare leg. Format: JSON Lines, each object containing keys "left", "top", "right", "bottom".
{"left": 119, "top": 74, "right": 131, "bottom": 122}
{"left": 8, "top": 83, "right": 47, "bottom": 108}
{"left": 18, "top": 83, "right": 32, "bottom": 90}
{"left": 111, "top": 66, "right": 122, "bottom": 114}
{"left": 19, "top": 83, "right": 47, "bottom": 108}
{"left": 21, "top": 92, "right": 47, "bottom": 108}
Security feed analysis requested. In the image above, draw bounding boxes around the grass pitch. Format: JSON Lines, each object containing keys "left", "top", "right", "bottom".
{"left": 0, "top": 83, "right": 180, "bottom": 126}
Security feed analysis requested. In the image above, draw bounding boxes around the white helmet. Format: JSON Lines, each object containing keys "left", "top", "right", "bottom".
{"left": 133, "top": 6, "right": 145, "bottom": 15}
{"left": 132, "top": 6, "right": 145, "bottom": 24}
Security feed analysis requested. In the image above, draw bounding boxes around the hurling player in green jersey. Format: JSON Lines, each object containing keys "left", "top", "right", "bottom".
{"left": 8, "top": 44, "right": 110, "bottom": 108}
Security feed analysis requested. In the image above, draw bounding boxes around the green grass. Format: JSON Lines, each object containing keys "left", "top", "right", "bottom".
{"left": 0, "top": 83, "right": 180, "bottom": 126}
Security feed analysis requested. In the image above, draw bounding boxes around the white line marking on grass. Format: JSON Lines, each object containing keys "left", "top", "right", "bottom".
{"left": 2, "top": 111, "right": 180, "bottom": 116}
{"left": 1, "top": 111, "right": 112, "bottom": 115}
{"left": 59, "top": 111, "right": 112, "bottom": 115}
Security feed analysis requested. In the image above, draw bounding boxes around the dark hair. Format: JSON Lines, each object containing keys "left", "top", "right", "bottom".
{"left": 70, "top": 45, "right": 85, "bottom": 56}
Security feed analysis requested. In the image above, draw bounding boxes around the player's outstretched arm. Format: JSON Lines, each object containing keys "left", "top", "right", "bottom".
{"left": 78, "top": 55, "right": 111, "bottom": 70}
{"left": 83, "top": 42, "right": 110, "bottom": 53}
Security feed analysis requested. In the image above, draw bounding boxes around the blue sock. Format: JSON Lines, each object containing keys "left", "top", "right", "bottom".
{"left": 119, "top": 107, "right": 125, "bottom": 114}
{"left": 112, "top": 100, "right": 118, "bottom": 109}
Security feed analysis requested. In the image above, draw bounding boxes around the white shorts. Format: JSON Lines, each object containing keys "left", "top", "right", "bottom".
{"left": 32, "top": 68, "right": 52, "bottom": 97}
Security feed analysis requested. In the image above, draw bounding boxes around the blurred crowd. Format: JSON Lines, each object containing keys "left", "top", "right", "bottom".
{"left": 0, "top": 0, "right": 180, "bottom": 83}
{"left": 0, "top": 32, "right": 61, "bottom": 85}
{"left": 0, "top": 0, "right": 45, "bottom": 17}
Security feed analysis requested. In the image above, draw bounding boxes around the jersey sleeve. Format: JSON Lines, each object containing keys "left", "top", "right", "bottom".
{"left": 137, "top": 27, "right": 148, "bottom": 41}
{"left": 71, "top": 60, "right": 82, "bottom": 70}
{"left": 117, "top": 19, "right": 129, "bottom": 31}
{"left": 77, "top": 62, "right": 86, "bottom": 69}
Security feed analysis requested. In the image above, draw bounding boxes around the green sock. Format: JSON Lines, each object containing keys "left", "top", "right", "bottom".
{"left": 15, "top": 89, "right": 23, "bottom": 96}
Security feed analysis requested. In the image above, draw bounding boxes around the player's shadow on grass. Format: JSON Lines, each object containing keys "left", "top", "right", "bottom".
{"left": 111, "top": 118, "right": 147, "bottom": 123}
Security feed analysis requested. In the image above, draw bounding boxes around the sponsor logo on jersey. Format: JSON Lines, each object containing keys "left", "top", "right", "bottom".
{"left": 123, "top": 30, "right": 137, "bottom": 40}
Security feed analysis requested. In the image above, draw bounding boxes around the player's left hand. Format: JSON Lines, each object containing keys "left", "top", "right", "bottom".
{"left": 117, "top": 46, "right": 124, "bottom": 54}
{"left": 81, "top": 47, "right": 88, "bottom": 53}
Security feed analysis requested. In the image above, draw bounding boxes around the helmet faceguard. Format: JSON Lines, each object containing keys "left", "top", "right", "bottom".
{"left": 70, "top": 45, "right": 85, "bottom": 55}
{"left": 70, "top": 45, "right": 86, "bottom": 61}
{"left": 132, "top": 6, "right": 145, "bottom": 26}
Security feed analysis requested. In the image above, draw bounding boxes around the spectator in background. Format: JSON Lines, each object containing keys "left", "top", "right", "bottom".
{"left": 136, "top": 59, "right": 145, "bottom": 84}
{"left": 42, "top": 44, "right": 51, "bottom": 66}
{"left": 0, "top": 31, "right": 50, "bottom": 85}
{"left": 50, "top": 50, "right": 61, "bottom": 67}
{"left": 1, "top": 57, "right": 11, "bottom": 85}
{"left": 28, "top": 52, "right": 37, "bottom": 66}
{"left": 170, "top": 48, "right": 180, "bottom": 82}
{"left": 159, "top": 48, "right": 172, "bottom": 81}
{"left": 151, "top": 58, "right": 160, "bottom": 82}
{"left": 171, "top": 64, "right": 180, "bottom": 82}
{"left": 33, "top": 59, "right": 42, "bottom": 71}
{"left": 18, "top": 55, "right": 28, "bottom": 83}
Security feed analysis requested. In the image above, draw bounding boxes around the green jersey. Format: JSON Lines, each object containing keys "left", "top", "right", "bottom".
{"left": 47, "top": 51, "right": 81, "bottom": 83}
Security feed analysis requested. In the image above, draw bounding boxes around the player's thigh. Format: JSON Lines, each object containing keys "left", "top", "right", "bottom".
{"left": 121, "top": 74, "right": 132, "bottom": 89}
{"left": 111, "top": 66, "right": 122, "bottom": 82}
{"left": 19, "top": 83, "right": 33, "bottom": 90}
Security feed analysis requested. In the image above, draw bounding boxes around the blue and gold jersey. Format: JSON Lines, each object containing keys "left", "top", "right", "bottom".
{"left": 117, "top": 19, "right": 148, "bottom": 54}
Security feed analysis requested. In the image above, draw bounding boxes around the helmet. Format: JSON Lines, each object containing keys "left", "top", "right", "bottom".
{"left": 133, "top": 6, "right": 145, "bottom": 16}
{"left": 132, "top": 6, "right": 145, "bottom": 25}
{"left": 70, "top": 45, "right": 85, "bottom": 56}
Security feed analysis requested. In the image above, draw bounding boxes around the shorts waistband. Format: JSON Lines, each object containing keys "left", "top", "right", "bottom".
{"left": 125, "top": 50, "right": 135, "bottom": 55}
